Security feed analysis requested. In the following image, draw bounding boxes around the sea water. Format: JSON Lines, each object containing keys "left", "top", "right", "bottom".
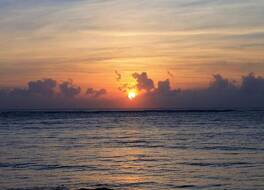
{"left": 0, "top": 111, "right": 263, "bottom": 190}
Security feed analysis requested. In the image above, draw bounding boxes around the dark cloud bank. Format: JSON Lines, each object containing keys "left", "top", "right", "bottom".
{"left": 0, "top": 79, "right": 108, "bottom": 110}
{"left": 0, "top": 73, "right": 264, "bottom": 110}
{"left": 133, "top": 72, "right": 264, "bottom": 109}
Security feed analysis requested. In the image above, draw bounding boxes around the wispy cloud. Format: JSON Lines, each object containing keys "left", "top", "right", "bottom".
{"left": 0, "top": 0, "right": 264, "bottom": 90}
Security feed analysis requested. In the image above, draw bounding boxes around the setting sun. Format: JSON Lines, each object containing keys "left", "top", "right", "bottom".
{"left": 128, "top": 89, "right": 137, "bottom": 100}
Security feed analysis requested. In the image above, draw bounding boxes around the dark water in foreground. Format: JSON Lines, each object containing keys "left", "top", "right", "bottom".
{"left": 0, "top": 110, "right": 264, "bottom": 190}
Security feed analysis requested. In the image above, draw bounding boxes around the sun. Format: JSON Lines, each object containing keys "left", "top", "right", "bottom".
{"left": 128, "top": 89, "right": 137, "bottom": 100}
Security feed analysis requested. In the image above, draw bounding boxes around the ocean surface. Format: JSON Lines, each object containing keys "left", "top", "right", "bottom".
{"left": 0, "top": 110, "right": 263, "bottom": 190}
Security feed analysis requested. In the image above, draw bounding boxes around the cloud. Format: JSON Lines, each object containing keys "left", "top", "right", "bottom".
{"left": 117, "top": 72, "right": 155, "bottom": 94}
{"left": 0, "top": 73, "right": 264, "bottom": 109}
{"left": 138, "top": 72, "right": 264, "bottom": 109}
{"left": 132, "top": 72, "right": 154, "bottom": 91}
{"left": 240, "top": 73, "right": 264, "bottom": 94}
{"left": 118, "top": 83, "right": 129, "bottom": 93}
{"left": 5, "top": 78, "right": 58, "bottom": 99}
{"left": 0, "top": 78, "right": 109, "bottom": 109}
{"left": 59, "top": 80, "right": 81, "bottom": 98}
{"left": 167, "top": 71, "right": 174, "bottom": 78}
{"left": 156, "top": 79, "right": 176, "bottom": 94}
{"left": 28, "top": 78, "right": 57, "bottom": 96}
{"left": 115, "top": 70, "right": 122, "bottom": 81}
{"left": 86, "top": 88, "right": 107, "bottom": 98}
{"left": 207, "top": 74, "right": 237, "bottom": 93}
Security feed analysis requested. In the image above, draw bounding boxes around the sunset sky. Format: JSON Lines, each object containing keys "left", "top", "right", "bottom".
{"left": 0, "top": 0, "right": 264, "bottom": 109}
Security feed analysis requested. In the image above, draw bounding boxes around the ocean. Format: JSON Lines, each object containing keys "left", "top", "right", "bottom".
{"left": 0, "top": 110, "right": 263, "bottom": 190}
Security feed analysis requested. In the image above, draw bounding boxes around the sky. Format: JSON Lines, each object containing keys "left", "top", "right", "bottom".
{"left": 0, "top": 0, "right": 264, "bottom": 109}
